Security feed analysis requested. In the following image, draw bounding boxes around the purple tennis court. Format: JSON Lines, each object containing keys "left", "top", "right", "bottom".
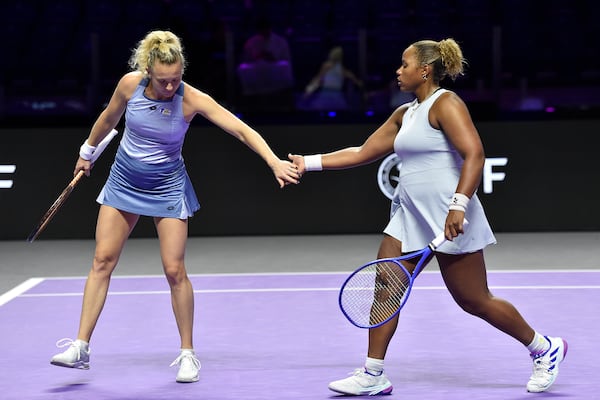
{"left": 1, "top": 270, "right": 598, "bottom": 399}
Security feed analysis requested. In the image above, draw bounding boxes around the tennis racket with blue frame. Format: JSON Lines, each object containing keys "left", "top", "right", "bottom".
{"left": 339, "top": 222, "right": 466, "bottom": 329}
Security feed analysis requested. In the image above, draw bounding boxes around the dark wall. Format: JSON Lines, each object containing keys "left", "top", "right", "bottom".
{"left": 1, "top": 119, "right": 598, "bottom": 241}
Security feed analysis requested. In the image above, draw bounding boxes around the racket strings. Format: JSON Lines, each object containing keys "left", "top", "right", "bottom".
{"left": 340, "top": 261, "right": 410, "bottom": 327}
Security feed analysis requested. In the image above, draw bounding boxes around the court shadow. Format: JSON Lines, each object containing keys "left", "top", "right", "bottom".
{"left": 46, "top": 381, "right": 90, "bottom": 393}
{"left": 508, "top": 393, "right": 571, "bottom": 399}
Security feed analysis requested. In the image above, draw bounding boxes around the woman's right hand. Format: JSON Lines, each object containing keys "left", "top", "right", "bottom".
{"left": 75, "top": 157, "right": 92, "bottom": 177}
{"left": 288, "top": 153, "right": 306, "bottom": 176}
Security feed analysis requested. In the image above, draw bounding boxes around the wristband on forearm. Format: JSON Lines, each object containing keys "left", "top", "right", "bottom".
{"left": 449, "top": 193, "right": 470, "bottom": 212}
{"left": 304, "top": 154, "right": 323, "bottom": 171}
{"left": 79, "top": 140, "right": 97, "bottom": 161}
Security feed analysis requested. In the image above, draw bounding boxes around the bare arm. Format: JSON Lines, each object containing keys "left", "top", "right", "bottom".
{"left": 75, "top": 72, "right": 140, "bottom": 176}
{"left": 289, "top": 106, "right": 408, "bottom": 172}
{"left": 304, "top": 62, "right": 332, "bottom": 95}
{"left": 343, "top": 67, "right": 363, "bottom": 88}
{"left": 430, "top": 91, "right": 485, "bottom": 237}
{"left": 184, "top": 84, "right": 299, "bottom": 188}
{"left": 431, "top": 92, "right": 485, "bottom": 197}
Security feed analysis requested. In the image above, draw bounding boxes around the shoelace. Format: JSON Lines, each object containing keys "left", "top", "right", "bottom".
{"left": 530, "top": 352, "right": 558, "bottom": 383}
{"left": 351, "top": 368, "right": 383, "bottom": 377}
{"left": 55, "top": 338, "right": 78, "bottom": 349}
{"left": 56, "top": 338, "right": 81, "bottom": 351}
{"left": 348, "top": 368, "right": 383, "bottom": 379}
{"left": 170, "top": 352, "right": 201, "bottom": 370}
{"left": 531, "top": 345, "right": 557, "bottom": 374}
{"left": 532, "top": 357, "right": 553, "bottom": 375}
{"left": 55, "top": 338, "right": 86, "bottom": 357}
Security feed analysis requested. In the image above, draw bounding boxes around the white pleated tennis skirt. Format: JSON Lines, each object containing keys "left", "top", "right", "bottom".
{"left": 383, "top": 168, "right": 496, "bottom": 254}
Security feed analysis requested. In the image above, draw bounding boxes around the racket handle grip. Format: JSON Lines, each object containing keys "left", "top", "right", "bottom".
{"left": 430, "top": 218, "right": 469, "bottom": 249}
{"left": 431, "top": 232, "right": 447, "bottom": 249}
{"left": 90, "top": 129, "right": 118, "bottom": 163}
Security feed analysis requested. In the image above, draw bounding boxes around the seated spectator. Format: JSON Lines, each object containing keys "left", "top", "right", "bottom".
{"left": 299, "top": 46, "right": 364, "bottom": 111}
{"left": 237, "top": 17, "right": 294, "bottom": 98}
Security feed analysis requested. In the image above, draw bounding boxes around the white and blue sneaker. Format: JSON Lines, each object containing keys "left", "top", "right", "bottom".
{"left": 328, "top": 368, "right": 393, "bottom": 396}
{"left": 50, "top": 338, "right": 90, "bottom": 369}
{"left": 170, "top": 349, "right": 201, "bottom": 383}
{"left": 527, "top": 336, "right": 568, "bottom": 392}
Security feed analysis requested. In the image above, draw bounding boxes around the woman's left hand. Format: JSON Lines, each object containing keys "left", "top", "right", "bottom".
{"left": 445, "top": 211, "right": 466, "bottom": 241}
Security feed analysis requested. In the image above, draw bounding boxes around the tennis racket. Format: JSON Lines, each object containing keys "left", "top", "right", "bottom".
{"left": 339, "top": 221, "right": 467, "bottom": 329}
{"left": 26, "top": 129, "right": 119, "bottom": 242}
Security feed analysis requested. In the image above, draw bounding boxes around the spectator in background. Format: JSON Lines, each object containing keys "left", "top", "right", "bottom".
{"left": 299, "top": 46, "right": 364, "bottom": 111}
{"left": 242, "top": 16, "right": 291, "bottom": 64}
{"left": 237, "top": 17, "right": 294, "bottom": 110}
{"left": 363, "top": 78, "right": 415, "bottom": 114}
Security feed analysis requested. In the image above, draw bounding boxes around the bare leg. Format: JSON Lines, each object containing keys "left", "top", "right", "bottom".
{"left": 437, "top": 251, "right": 535, "bottom": 345}
{"left": 77, "top": 206, "right": 138, "bottom": 341}
{"left": 155, "top": 217, "right": 194, "bottom": 349}
{"left": 368, "top": 235, "right": 405, "bottom": 359}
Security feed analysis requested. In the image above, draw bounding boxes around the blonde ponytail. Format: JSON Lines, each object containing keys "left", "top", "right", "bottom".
{"left": 412, "top": 38, "right": 467, "bottom": 82}
{"left": 128, "top": 30, "right": 187, "bottom": 74}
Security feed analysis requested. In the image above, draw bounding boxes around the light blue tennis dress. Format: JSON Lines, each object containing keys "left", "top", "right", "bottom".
{"left": 96, "top": 78, "right": 200, "bottom": 218}
{"left": 383, "top": 89, "right": 496, "bottom": 254}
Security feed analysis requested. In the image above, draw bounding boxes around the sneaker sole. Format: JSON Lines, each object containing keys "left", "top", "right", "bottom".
{"left": 50, "top": 360, "right": 89, "bottom": 370}
{"left": 176, "top": 376, "right": 199, "bottom": 383}
{"left": 328, "top": 384, "right": 393, "bottom": 396}
{"left": 176, "top": 369, "right": 200, "bottom": 383}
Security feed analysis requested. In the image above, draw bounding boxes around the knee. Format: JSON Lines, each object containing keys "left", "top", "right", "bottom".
{"left": 377, "top": 235, "right": 402, "bottom": 258}
{"left": 454, "top": 294, "right": 491, "bottom": 318}
{"left": 163, "top": 261, "right": 187, "bottom": 286}
{"left": 91, "top": 254, "right": 118, "bottom": 277}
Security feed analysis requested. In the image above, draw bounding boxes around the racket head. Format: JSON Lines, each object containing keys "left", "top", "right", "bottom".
{"left": 339, "top": 258, "right": 413, "bottom": 329}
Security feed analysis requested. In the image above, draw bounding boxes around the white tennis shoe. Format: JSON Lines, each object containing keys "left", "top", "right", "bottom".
{"left": 170, "top": 349, "right": 201, "bottom": 383}
{"left": 328, "top": 368, "right": 393, "bottom": 396}
{"left": 527, "top": 336, "right": 568, "bottom": 392}
{"left": 50, "top": 338, "right": 90, "bottom": 369}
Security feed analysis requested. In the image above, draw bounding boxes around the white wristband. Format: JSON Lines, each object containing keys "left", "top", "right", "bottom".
{"left": 79, "top": 140, "right": 97, "bottom": 161}
{"left": 449, "top": 192, "right": 470, "bottom": 212}
{"left": 304, "top": 154, "right": 323, "bottom": 172}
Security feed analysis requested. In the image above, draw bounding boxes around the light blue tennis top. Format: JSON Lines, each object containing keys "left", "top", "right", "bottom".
{"left": 120, "top": 77, "right": 189, "bottom": 164}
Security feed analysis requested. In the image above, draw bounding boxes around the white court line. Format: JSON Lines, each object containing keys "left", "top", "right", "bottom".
{"left": 21, "top": 288, "right": 338, "bottom": 297}
{"left": 0, "top": 278, "right": 44, "bottom": 306}
{"left": 29, "top": 268, "right": 600, "bottom": 287}
{"left": 4, "top": 270, "right": 600, "bottom": 304}
{"left": 37, "top": 268, "right": 600, "bottom": 281}
{"left": 17, "top": 284, "right": 600, "bottom": 298}
{"left": 38, "top": 271, "right": 354, "bottom": 281}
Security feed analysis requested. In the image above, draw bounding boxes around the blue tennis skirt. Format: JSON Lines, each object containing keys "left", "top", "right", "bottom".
{"left": 97, "top": 147, "right": 200, "bottom": 219}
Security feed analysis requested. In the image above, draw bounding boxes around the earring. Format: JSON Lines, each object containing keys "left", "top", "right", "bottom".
{"left": 422, "top": 74, "right": 428, "bottom": 80}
